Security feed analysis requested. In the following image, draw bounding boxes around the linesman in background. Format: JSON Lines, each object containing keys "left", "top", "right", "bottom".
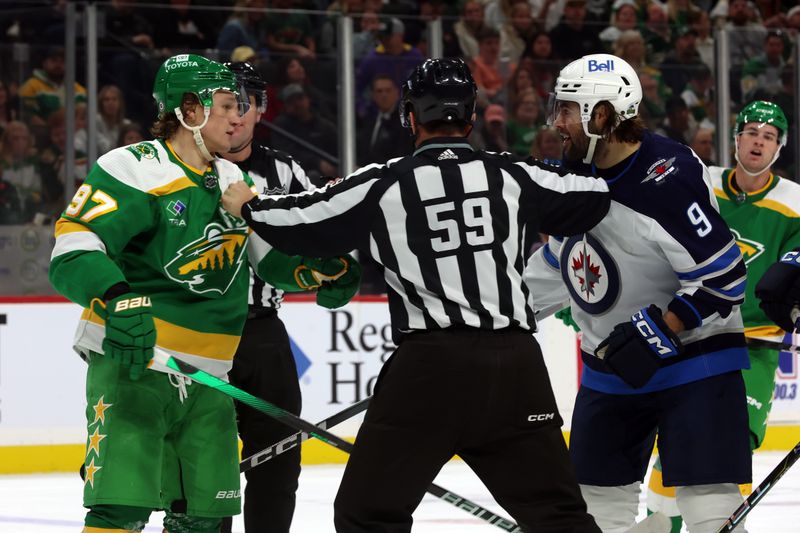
{"left": 218, "top": 62, "right": 318, "bottom": 533}
{"left": 222, "top": 58, "right": 610, "bottom": 532}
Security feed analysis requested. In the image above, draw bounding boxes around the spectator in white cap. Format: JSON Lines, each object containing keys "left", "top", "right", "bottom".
{"left": 788, "top": 5, "right": 800, "bottom": 36}
{"left": 599, "top": 0, "right": 640, "bottom": 51}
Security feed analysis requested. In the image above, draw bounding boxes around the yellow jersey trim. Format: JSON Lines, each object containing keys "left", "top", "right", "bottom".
{"left": 54, "top": 219, "right": 91, "bottom": 237}
{"left": 165, "top": 140, "right": 211, "bottom": 176}
{"left": 80, "top": 309, "right": 239, "bottom": 360}
{"left": 147, "top": 176, "right": 198, "bottom": 196}
{"left": 752, "top": 198, "right": 800, "bottom": 218}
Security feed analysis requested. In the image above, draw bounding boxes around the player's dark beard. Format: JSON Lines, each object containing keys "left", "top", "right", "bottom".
{"left": 562, "top": 129, "right": 590, "bottom": 163}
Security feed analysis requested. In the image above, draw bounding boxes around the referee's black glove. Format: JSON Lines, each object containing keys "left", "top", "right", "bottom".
{"left": 596, "top": 305, "right": 682, "bottom": 389}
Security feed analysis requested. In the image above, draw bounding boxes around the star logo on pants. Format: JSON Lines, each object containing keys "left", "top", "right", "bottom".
{"left": 86, "top": 426, "right": 106, "bottom": 458}
{"left": 84, "top": 458, "right": 102, "bottom": 489}
{"left": 91, "top": 395, "right": 112, "bottom": 426}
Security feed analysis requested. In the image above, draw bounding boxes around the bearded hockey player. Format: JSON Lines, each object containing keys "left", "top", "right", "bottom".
{"left": 525, "top": 54, "right": 752, "bottom": 533}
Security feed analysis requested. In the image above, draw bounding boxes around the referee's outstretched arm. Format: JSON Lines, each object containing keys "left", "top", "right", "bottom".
{"left": 514, "top": 155, "right": 611, "bottom": 236}
{"left": 231, "top": 155, "right": 610, "bottom": 261}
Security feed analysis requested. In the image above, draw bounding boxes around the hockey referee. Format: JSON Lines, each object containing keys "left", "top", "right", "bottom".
{"left": 222, "top": 58, "right": 609, "bottom": 532}
{"left": 219, "top": 62, "right": 316, "bottom": 533}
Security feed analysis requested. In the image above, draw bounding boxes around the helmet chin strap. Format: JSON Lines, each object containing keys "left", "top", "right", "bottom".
{"left": 734, "top": 136, "right": 783, "bottom": 178}
{"left": 581, "top": 122, "right": 603, "bottom": 164}
{"left": 228, "top": 134, "right": 253, "bottom": 154}
{"left": 175, "top": 106, "right": 215, "bottom": 162}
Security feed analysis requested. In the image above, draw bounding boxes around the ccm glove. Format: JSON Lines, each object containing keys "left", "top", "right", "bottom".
{"left": 314, "top": 254, "right": 362, "bottom": 309}
{"left": 595, "top": 305, "right": 683, "bottom": 389}
{"left": 90, "top": 293, "right": 156, "bottom": 380}
{"left": 755, "top": 250, "right": 800, "bottom": 332}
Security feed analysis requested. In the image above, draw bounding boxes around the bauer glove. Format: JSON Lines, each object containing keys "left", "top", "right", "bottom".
{"left": 596, "top": 305, "right": 682, "bottom": 389}
{"left": 292, "top": 255, "right": 362, "bottom": 309}
{"left": 755, "top": 249, "right": 800, "bottom": 332}
{"left": 90, "top": 293, "right": 156, "bottom": 380}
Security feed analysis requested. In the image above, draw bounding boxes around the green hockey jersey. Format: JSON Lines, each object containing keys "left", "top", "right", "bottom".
{"left": 710, "top": 166, "right": 800, "bottom": 337}
{"left": 51, "top": 139, "right": 303, "bottom": 378}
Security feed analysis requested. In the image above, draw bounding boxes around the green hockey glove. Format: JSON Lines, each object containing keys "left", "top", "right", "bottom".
{"left": 91, "top": 293, "right": 156, "bottom": 380}
{"left": 294, "top": 256, "right": 354, "bottom": 290}
{"left": 555, "top": 306, "right": 581, "bottom": 332}
{"left": 314, "top": 255, "right": 362, "bottom": 309}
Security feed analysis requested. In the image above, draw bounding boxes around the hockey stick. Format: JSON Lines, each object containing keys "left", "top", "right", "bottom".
{"left": 152, "top": 350, "right": 523, "bottom": 532}
{"left": 715, "top": 440, "right": 800, "bottom": 532}
{"left": 746, "top": 337, "right": 799, "bottom": 352}
{"left": 239, "top": 397, "right": 370, "bottom": 473}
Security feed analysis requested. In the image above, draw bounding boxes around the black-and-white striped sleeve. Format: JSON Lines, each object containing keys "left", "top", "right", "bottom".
{"left": 242, "top": 144, "right": 609, "bottom": 340}
{"left": 242, "top": 145, "right": 315, "bottom": 309}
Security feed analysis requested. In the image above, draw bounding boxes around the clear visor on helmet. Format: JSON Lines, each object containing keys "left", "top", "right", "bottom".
{"left": 736, "top": 122, "right": 782, "bottom": 146}
{"left": 545, "top": 94, "right": 589, "bottom": 128}
{"left": 236, "top": 82, "right": 268, "bottom": 115}
{"left": 234, "top": 84, "right": 252, "bottom": 117}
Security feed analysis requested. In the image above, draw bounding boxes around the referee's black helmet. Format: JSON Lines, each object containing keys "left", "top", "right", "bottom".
{"left": 224, "top": 61, "right": 268, "bottom": 113}
{"left": 400, "top": 58, "right": 477, "bottom": 129}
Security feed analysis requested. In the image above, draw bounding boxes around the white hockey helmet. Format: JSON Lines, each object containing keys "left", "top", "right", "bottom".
{"left": 548, "top": 54, "right": 642, "bottom": 162}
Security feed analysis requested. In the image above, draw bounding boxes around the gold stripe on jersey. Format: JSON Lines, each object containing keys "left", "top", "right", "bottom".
{"left": 165, "top": 140, "right": 211, "bottom": 175}
{"left": 80, "top": 309, "right": 239, "bottom": 361}
{"left": 727, "top": 170, "right": 774, "bottom": 197}
{"left": 147, "top": 176, "right": 198, "bottom": 196}
{"left": 744, "top": 325, "right": 785, "bottom": 338}
{"left": 752, "top": 198, "right": 800, "bottom": 218}
{"left": 54, "top": 218, "right": 91, "bottom": 237}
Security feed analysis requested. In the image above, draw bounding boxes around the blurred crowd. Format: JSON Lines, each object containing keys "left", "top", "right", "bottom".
{"left": 0, "top": 0, "right": 799, "bottom": 227}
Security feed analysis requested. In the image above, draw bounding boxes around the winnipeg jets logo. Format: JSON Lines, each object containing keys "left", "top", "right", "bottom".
{"left": 731, "top": 229, "right": 765, "bottom": 266}
{"left": 560, "top": 233, "right": 620, "bottom": 314}
{"left": 642, "top": 157, "right": 677, "bottom": 184}
{"left": 571, "top": 251, "right": 602, "bottom": 296}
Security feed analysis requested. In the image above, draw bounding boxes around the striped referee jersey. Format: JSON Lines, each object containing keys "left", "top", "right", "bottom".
{"left": 235, "top": 143, "right": 314, "bottom": 309}
{"left": 241, "top": 137, "right": 610, "bottom": 341}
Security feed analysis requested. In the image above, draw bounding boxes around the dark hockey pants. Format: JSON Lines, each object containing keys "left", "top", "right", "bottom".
{"left": 333, "top": 329, "right": 600, "bottom": 533}
{"left": 220, "top": 311, "right": 302, "bottom": 533}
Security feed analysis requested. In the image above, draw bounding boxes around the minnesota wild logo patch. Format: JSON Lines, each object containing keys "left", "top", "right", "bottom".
{"left": 164, "top": 222, "right": 248, "bottom": 295}
{"left": 731, "top": 229, "right": 764, "bottom": 266}
{"left": 126, "top": 142, "right": 161, "bottom": 162}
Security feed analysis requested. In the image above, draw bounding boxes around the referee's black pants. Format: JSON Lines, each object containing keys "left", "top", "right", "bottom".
{"left": 333, "top": 329, "right": 600, "bottom": 533}
{"left": 220, "top": 310, "right": 302, "bottom": 533}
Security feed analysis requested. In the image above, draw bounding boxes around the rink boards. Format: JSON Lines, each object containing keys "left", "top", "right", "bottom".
{"left": 0, "top": 297, "right": 798, "bottom": 474}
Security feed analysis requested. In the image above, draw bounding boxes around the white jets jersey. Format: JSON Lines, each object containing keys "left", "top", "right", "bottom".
{"left": 525, "top": 131, "right": 748, "bottom": 394}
